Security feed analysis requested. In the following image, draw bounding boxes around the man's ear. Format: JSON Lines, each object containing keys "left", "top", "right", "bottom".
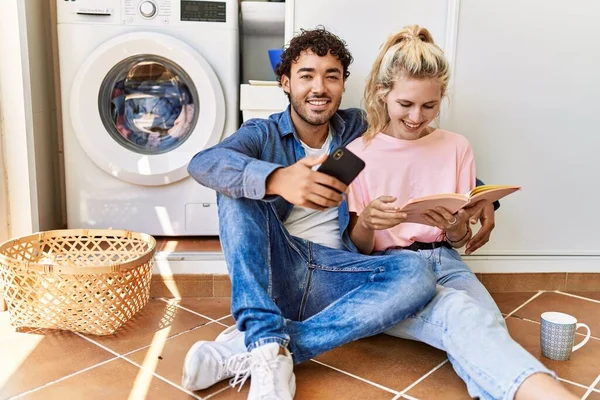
{"left": 281, "top": 75, "right": 291, "bottom": 94}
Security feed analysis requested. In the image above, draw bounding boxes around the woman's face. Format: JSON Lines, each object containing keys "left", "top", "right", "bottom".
{"left": 383, "top": 77, "right": 442, "bottom": 140}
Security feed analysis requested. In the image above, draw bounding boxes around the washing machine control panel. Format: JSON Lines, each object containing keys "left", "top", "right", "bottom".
{"left": 139, "top": 1, "right": 157, "bottom": 18}
{"left": 181, "top": 1, "right": 226, "bottom": 22}
{"left": 123, "top": 0, "right": 171, "bottom": 24}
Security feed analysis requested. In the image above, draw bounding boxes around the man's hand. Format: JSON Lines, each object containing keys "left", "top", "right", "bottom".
{"left": 463, "top": 200, "right": 496, "bottom": 255}
{"left": 359, "top": 196, "right": 408, "bottom": 230}
{"left": 265, "top": 154, "right": 347, "bottom": 210}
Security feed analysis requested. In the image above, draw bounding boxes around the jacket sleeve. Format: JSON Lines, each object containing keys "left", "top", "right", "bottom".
{"left": 187, "top": 120, "right": 282, "bottom": 199}
{"left": 475, "top": 178, "right": 501, "bottom": 211}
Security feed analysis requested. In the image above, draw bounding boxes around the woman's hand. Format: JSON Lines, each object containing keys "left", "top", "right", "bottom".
{"left": 421, "top": 207, "right": 471, "bottom": 246}
{"left": 358, "top": 196, "right": 408, "bottom": 231}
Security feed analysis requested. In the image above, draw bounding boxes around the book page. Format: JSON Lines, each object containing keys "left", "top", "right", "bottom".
{"left": 467, "top": 185, "right": 521, "bottom": 206}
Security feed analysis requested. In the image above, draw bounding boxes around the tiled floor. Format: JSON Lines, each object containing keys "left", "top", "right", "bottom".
{"left": 1, "top": 292, "right": 599, "bottom": 400}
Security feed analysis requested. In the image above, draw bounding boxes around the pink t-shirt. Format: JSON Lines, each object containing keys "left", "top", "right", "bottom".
{"left": 346, "top": 129, "right": 476, "bottom": 251}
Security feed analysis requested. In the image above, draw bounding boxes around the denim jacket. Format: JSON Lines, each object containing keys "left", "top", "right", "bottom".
{"left": 188, "top": 106, "right": 497, "bottom": 253}
{"left": 188, "top": 106, "right": 367, "bottom": 252}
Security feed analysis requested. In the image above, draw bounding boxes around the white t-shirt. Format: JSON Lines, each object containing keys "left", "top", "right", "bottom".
{"left": 284, "top": 132, "right": 344, "bottom": 249}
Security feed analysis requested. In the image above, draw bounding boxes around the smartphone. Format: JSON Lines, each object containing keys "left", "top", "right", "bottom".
{"left": 316, "top": 146, "right": 365, "bottom": 187}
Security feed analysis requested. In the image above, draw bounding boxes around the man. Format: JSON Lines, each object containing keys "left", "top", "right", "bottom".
{"left": 184, "top": 28, "right": 575, "bottom": 400}
{"left": 184, "top": 28, "right": 437, "bottom": 400}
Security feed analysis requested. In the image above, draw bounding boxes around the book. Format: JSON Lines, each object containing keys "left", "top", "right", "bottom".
{"left": 398, "top": 185, "right": 521, "bottom": 225}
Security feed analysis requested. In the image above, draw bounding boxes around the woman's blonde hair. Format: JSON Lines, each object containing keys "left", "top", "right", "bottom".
{"left": 363, "top": 25, "right": 450, "bottom": 142}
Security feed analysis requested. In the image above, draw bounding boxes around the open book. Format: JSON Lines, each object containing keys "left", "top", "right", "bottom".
{"left": 399, "top": 185, "right": 521, "bottom": 225}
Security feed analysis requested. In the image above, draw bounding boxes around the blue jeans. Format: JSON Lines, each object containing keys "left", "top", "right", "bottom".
{"left": 217, "top": 195, "right": 436, "bottom": 363}
{"left": 383, "top": 247, "right": 554, "bottom": 400}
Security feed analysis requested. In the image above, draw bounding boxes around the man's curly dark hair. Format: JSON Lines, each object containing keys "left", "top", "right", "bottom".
{"left": 275, "top": 27, "right": 353, "bottom": 86}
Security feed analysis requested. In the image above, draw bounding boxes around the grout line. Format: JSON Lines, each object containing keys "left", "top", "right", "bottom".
{"left": 402, "top": 394, "right": 420, "bottom": 400}
{"left": 121, "top": 355, "right": 205, "bottom": 399}
{"left": 554, "top": 291, "right": 600, "bottom": 305}
{"left": 158, "top": 298, "right": 224, "bottom": 323}
{"left": 395, "top": 359, "right": 449, "bottom": 398}
{"left": 74, "top": 332, "right": 204, "bottom": 399}
{"left": 8, "top": 356, "right": 120, "bottom": 399}
{"left": 309, "top": 359, "right": 400, "bottom": 396}
{"left": 558, "top": 377, "right": 599, "bottom": 391}
{"left": 512, "top": 316, "right": 600, "bottom": 341}
{"left": 118, "top": 319, "right": 228, "bottom": 358}
{"left": 582, "top": 375, "right": 600, "bottom": 400}
{"left": 504, "top": 291, "right": 544, "bottom": 319}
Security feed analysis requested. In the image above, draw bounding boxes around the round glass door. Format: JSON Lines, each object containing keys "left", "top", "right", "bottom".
{"left": 70, "top": 32, "right": 225, "bottom": 186}
{"left": 99, "top": 56, "right": 199, "bottom": 155}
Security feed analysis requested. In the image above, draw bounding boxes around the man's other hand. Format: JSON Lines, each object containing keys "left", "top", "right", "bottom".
{"left": 464, "top": 200, "right": 496, "bottom": 255}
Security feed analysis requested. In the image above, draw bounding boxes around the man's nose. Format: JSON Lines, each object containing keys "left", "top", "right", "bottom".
{"left": 311, "top": 76, "right": 325, "bottom": 94}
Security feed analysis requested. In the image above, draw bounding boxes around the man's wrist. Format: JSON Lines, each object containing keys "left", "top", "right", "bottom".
{"left": 265, "top": 167, "right": 284, "bottom": 196}
{"left": 446, "top": 225, "right": 471, "bottom": 244}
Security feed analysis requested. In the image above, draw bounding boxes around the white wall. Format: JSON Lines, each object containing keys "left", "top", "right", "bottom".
{"left": 0, "top": 0, "right": 63, "bottom": 240}
{"left": 288, "top": 0, "right": 600, "bottom": 271}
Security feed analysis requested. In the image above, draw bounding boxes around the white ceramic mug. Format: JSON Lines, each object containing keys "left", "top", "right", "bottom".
{"left": 540, "top": 311, "right": 591, "bottom": 361}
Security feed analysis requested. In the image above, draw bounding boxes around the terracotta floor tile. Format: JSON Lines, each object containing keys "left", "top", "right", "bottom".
{"left": 510, "top": 292, "right": 600, "bottom": 337}
{"left": 126, "top": 322, "right": 232, "bottom": 398}
{"left": 19, "top": 358, "right": 194, "bottom": 400}
{"left": 566, "top": 274, "right": 600, "bottom": 291}
{"left": 217, "top": 316, "right": 236, "bottom": 326}
{"left": 589, "top": 391, "right": 600, "bottom": 400}
{"left": 490, "top": 292, "right": 540, "bottom": 314}
{"left": 0, "top": 329, "right": 115, "bottom": 398}
{"left": 506, "top": 317, "right": 600, "bottom": 386}
{"left": 208, "top": 360, "right": 395, "bottom": 400}
{"left": 294, "top": 360, "right": 395, "bottom": 399}
{"left": 481, "top": 273, "right": 566, "bottom": 292}
{"left": 173, "top": 297, "right": 232, "bottom": 320}
{"left": 157, "top": 237, "right": 221, "bottom": 253}
{"left": 83, "top": 299, "right": 210, "bottom": 355}
{"left": 314, "top": 334, "right": 446, "bottom": 392}
{"left": 566, "top": 291, "right": 600, "bottom": 301}
{"left": 560, "top": 381, "right": 590, "bottom": 398}
{"left": 405, "top": 362, "right": 471, "bottom": 400}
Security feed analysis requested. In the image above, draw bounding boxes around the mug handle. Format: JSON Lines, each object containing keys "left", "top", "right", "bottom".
{"left": 572, "top": 323, "right": 591, "bottom": 352}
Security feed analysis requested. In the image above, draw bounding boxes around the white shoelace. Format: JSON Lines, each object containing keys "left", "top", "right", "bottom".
{"left": 226, "top": 353, "right": 253, "bottom": 391}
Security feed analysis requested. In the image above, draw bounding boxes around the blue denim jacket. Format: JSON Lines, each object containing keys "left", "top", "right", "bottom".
{"left": 188, "top": 106, "right": 496, "bottom": 253}
{"left": 188, "top": 106, "right": 367, "bottom": 252}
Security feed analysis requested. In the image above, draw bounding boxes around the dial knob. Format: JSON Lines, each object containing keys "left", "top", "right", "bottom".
{"left": 139, "top": 1, "right": 157, "bottom": 18}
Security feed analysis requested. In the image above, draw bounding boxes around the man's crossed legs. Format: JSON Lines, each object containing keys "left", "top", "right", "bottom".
{"left": 182, "top": 195, "right": 436, "bottom": 399}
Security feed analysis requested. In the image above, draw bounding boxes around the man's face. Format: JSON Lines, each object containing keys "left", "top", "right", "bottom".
{"left": 281, "top": 50, "right": 345, "bottom": 127}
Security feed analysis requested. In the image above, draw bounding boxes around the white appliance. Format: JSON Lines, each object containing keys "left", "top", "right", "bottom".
{"left": 57, "top": 0, "right": 239, "bottom": 235}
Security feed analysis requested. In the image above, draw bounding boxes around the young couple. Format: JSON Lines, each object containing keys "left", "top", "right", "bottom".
{"left": 183, "top": 26, "right": 576, "bottom": 400}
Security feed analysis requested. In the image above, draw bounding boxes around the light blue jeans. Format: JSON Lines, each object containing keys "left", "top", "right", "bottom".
{"left": 217, "top": 195, "right": 436, "bottom": 363}
{"left": 382, "top": 247, "right": 554, "bottom": 400}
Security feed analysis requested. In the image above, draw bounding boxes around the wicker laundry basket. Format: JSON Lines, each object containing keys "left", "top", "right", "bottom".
{"left": 0, "top": 229, "right": 156, "bottom": 335}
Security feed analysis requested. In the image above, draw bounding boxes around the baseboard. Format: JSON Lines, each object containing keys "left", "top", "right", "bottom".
{"left": 463, "top": 255, "right": 600, "bottom": 273}
{"left": 149, "top": 272, "right": 600, "bottom": 298}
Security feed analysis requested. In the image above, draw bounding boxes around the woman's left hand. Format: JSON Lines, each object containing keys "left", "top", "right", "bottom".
{"left": 421, "top": 207, "right": 470, "bottom": 236}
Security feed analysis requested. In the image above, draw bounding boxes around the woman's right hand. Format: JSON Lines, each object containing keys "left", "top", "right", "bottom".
{"left": 358, "top": 196, "right": 408, "bottom": 231}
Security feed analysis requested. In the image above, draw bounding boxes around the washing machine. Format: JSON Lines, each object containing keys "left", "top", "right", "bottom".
{"left": 57, "top": 0, "right": 238, "bottom": 235}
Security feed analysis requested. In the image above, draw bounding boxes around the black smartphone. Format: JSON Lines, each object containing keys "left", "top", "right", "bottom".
{"left": 316, "top": 146, "right": 365, "bottom": 186}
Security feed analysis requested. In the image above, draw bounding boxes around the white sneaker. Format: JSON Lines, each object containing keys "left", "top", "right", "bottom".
{"left": 182, "top": 327, "right": 249, "bottom": 391}
{"left": 216, "top": 325, "right": 246, "bottom": 343}
{"left": 247, "top": 343, "right": 296, "bottom": 400}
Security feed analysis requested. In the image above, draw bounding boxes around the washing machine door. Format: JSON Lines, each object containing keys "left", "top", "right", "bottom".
{"left": 71, "top": 32, "right": 225, "bottom": 186}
